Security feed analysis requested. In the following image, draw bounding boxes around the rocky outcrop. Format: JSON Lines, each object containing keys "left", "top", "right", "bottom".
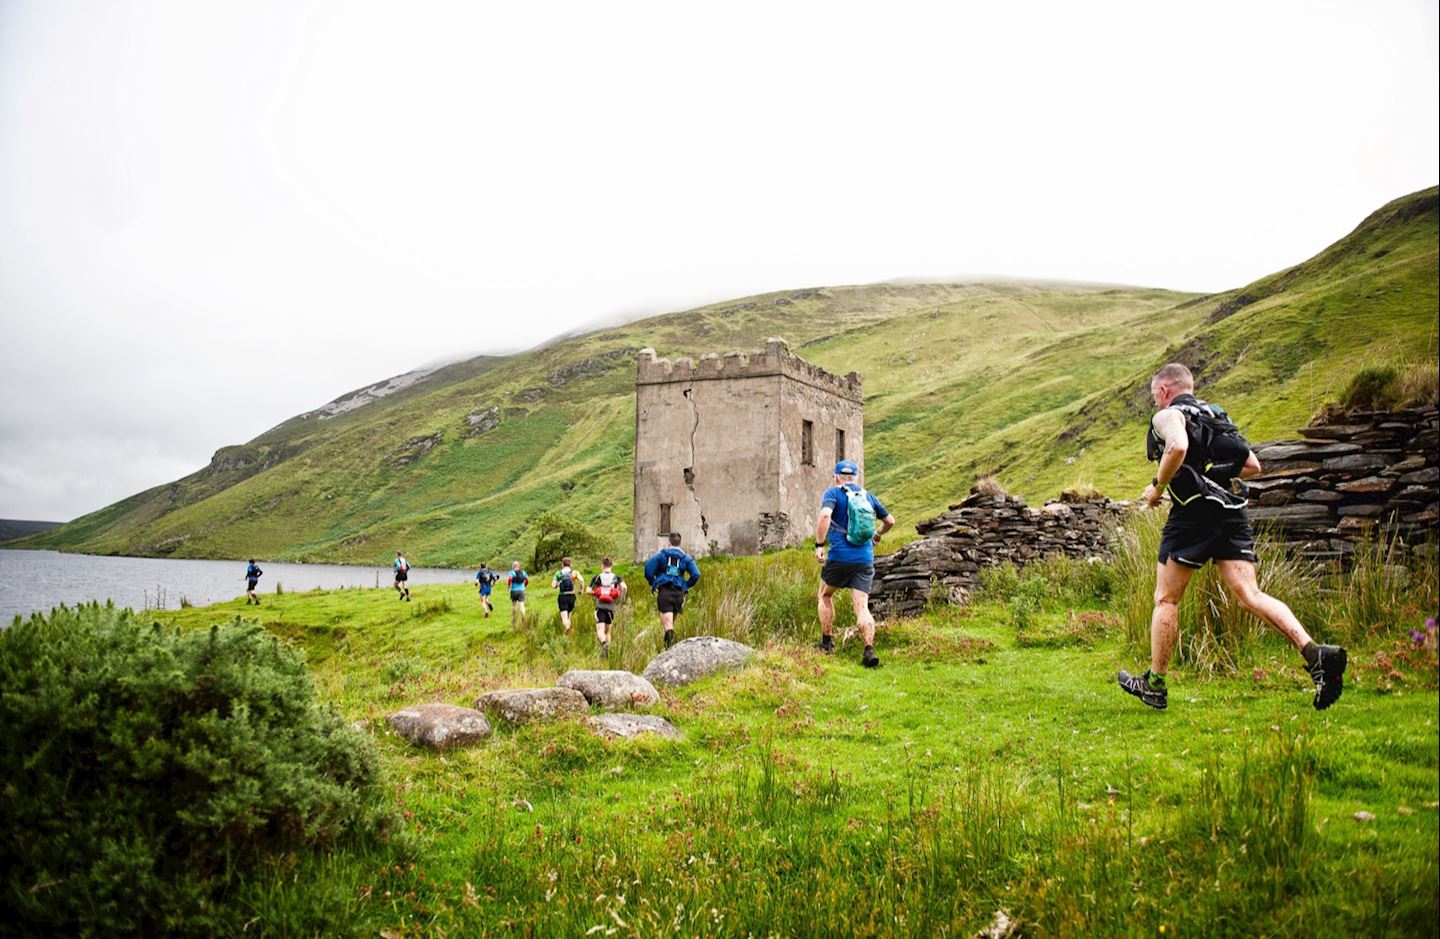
{"left": 1245, "top": 406, "right": 1438, "bottom": 562}
{"left": 387, "top": 703, "right": 492, "bottom": 750}
{"left": 463, "top": 406, "right": 500, "bottom": 437}
{"left": 584, "top": 713, "right": 682, "bottom": 740}
{"left": 557, "top": 670, "right": 659, "bottom": 709}
{"left": 641, "top": 637, "right": 755, "bottom": 687}
{"left": 476, "top": 687, "right": 588, "bottom": 725}
{"left": 870, "top": 490, "right": 1129, "bottom": 618}
{"left": 546, "top": 348, "right": 635, "bottom": 386}
{"left": 388, "top": 433, "right": 443, "bottom": 467}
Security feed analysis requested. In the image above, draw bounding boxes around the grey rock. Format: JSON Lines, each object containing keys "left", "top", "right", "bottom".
{"left": 585, "top": 713, "right": 682, "bottom": 740}
{"left": 476, "top": 687, "right": 588, "bottom": 724}
{"left": 642, "top": 636, "right": 755, "bottom": 687}
{"left": 557, "top": 670, "right": 660, "bottom": 709}
{"left": 1321, "top": 453, "right": 1389, "bottom": 472}
{"left": 387, "top": 703, "right": 492, "bottom": 750}
{"left": 1400, "top": 466, "right": 1439, "bottom": 485}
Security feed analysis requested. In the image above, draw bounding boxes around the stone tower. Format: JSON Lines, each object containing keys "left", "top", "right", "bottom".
{"left": 633, "top": 338, "right": 864, "bottom": 561}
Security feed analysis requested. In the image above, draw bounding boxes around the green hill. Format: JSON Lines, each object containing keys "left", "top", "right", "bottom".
{"left": 24, "top": 187, "right": 1439, "bottom": 565}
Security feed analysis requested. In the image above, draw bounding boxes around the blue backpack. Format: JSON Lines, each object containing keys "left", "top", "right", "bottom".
{"left": 843, "top": 487, "right": 878, "bottom": 546}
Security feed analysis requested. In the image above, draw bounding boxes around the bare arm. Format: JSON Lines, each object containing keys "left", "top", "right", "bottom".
{"left": 1239, "top": 451, "right": 1262, "bottom": 479}
{"left": 1142, "top": 409, "right": 1189, "bottom": 506}
{"left": 875, "top": 514, "right": 896, "bottom": 542}
{"left": 815, "top": 509, "right": 833, "bottom": 561}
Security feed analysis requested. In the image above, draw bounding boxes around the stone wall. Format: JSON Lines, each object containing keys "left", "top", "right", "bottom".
{"left": 1245, "top": 406, "right": 1438, "bottom": 562}
{"left": 870, "top": 490, "right": 1128, "bottom": 618}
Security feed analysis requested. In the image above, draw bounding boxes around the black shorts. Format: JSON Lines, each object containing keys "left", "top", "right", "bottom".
{"left": 821, "top": 560, "right": 874, "bottom": 593}
{"left": 557, "top": 593, "right": 576, "bottom": 612}
{"left": 394, "top": 571, "right": 408, "bottom": 582}
{"left": 510, "top": 590, "right": 526, "bottom": 603}
{"left": 247, "top": 579, "right": 259, "bottom": 590}
{"left": 1158, "top": 510, "right": 1257, "bottom": 569}
{"left": 656, "top": 584, "right": 687, "bottom": 615}
{"left": 595, "top": 607, "right": 614, "bottom": 624}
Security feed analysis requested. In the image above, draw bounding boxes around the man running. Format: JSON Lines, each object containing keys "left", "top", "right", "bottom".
{"left": 474, "top": 562, "right": 500, "bottom": 617}
{"left": 243, "top": 558, "right": 263, "bottom": 605}
{"left": 1118, "top": 363, "right": 1348, "bottom": 711}
{"left": 506, "top": 561, "right": 530, "bottom": 620}
{"left": 643, "top": 532, "right": 700, "bottom": 649}
{"left": 589, "top": 556, "right": 628, "bottom": 657}
{"left": 552, "top": 557, "right": 582, "bottom": 634}
{"left": 393, "top": 551, "right": 411, "bottom": 601}
{"left": 815, "top": 459, "right": 896, "bottom": 668}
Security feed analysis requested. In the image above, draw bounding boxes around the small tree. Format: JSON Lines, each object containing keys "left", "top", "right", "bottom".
{"left": 530, "top": 511, "right": 609, "bottom": 571}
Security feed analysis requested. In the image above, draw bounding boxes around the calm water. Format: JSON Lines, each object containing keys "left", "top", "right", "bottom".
{"left": 0, "top": 549, "right": 473, "bottom": 624}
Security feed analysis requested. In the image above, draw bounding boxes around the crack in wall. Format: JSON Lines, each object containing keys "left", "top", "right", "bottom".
{"left": 683, "top": 383, "right": 707, "bottom": 537}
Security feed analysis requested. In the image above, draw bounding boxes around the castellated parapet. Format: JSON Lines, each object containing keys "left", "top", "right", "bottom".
{"left": 634, "top": 338, "right": 865, "bottom": 561}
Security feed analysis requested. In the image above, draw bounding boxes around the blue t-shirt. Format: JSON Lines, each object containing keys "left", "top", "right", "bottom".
{"left": 821, "top": 484, "right": 888, "bottom": 565}
{"left": 475, "top": 569, "right": 499, "bottom": 592}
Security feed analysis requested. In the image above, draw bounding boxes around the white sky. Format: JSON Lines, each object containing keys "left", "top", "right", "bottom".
{"left": 1, "top": 0, "right": 1436, "bottom": 521}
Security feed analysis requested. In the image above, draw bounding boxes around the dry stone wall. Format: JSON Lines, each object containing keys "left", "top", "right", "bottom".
{"left": 870, "top": 491, "right": 1129, "bottom": 618}
{"left": 1245, "top": 406, "right": 1438, "bottom": 562}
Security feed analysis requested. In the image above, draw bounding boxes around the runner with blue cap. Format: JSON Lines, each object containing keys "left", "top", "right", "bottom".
{"left": 814, "top": 459, "right": 896, "bottom": 668}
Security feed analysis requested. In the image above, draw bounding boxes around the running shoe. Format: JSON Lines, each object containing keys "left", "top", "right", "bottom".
{"left": 1117, "top": 669, "right": 1167, "bottom": 710}
{"left": 1308, "top": 644, "right": 1347, "bottom": 710}
{"left": 816, "top": 635, "right": 835, "bottom": 654}
{"left": 663, "top": 629, "right": 674, "bottom": 649}
{"left": 862, "top": 646, "right": 880, "bottom": 669}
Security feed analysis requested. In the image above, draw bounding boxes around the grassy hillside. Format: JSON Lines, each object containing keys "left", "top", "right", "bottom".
{"left": 24, "top": 187, "right": 1439, "bottom": 565}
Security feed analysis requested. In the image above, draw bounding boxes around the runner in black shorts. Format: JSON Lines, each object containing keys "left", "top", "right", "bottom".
{"left": 815, "top": 460, "right": 896, "bottom": 669}
{"left": 643, "top": 532, "right": 700, "bottom": 649}
{"left": 1118, "top": 363, "right": 1347, "bottom": 712}
{"left": 393, "top": 551, "right": 411, "bottom": 602}
{"left": 589, "top": 557, "right": 627, "bottom": 657}
{"left": 553, "top": 557, "right": 581, "bottom": 634}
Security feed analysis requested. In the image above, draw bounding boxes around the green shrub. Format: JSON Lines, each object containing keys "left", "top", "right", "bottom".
{"left": 0, "top": 603, "right": 392, "bottom": 935}
{"left": 1339, "top": 364, "right": 1401, "bottom": 410}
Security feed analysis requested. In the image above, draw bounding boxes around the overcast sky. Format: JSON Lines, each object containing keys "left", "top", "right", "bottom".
{"left": 1, "top": 0, "right": 1436, "bottom": 522}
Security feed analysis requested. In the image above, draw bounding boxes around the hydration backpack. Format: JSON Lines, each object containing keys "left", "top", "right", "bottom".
{"left": 556, "top": 568, "right": 577, "bottom": 593}
{"left": 664, "top": 551, "right": 684, "bottom": 579}
{"left": 592, "top": 575, "right": 622, "bottom": 603}
{"left": 843, "top": 487, "right": 878, "bottom": 546}
{"left": 1147, "top": 395, "right": 1252, "bottom": 484}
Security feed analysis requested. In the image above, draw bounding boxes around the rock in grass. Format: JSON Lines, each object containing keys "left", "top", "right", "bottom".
{"left": 585, "top": 713, "right": 682, "bottom": 740}
{"left": 641, "top": 636, "right": 754, "bottom": 687}
{"left": 387, "top": 703, "right": 492, "bottom": 750}
{"left": 1353, "top": 811, "right": 1377, "bottom": 822}
{"left": 557, "top": 670, "right": 659, "bottom": 709}
{"left": 476, "top": 687, "right": 588, "bottom": 725}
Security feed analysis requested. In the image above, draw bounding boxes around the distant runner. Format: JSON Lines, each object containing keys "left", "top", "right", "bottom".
{"left": 506, "top": 561, "right": 530, "bottom": 620}
{"left": 1118, "top": 362, "right": 1348, "bottom": 711}
{"left": 815, "top": 459, "right": 895, "bottom": 669}
{"left": 474, "top": 562, "right": 500, "bottom": 617}
{"left": 589, "top": 556, "right": 628, "bottom": 657}
{"left": 553, "top": 557, "right": 583, "bottom": 634}
{"left": 393, "top": 551, "right": 411, "bottom": 602}
{"left": 243, "top": 558, "right": 264, "bottom": 605}
{"left": 644, "top": 532, "right": 700, "bottom": 649}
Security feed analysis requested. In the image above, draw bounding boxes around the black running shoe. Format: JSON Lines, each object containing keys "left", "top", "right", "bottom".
{"left": 1117, "top": 669, "right": 1167, "bottom": 710}
{"left": 1308, "top": 644, "right": 1347, "bottom": 710}
{"left": 663, "top": 629, "right": 674, "bottom": 649}
{"left": 862, "top": 646, "right": 880, "bottom": 669}
{"left": 817, "top": 635, "right": 835, "bottom": 654}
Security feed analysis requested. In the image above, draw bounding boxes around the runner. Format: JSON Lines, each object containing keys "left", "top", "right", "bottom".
{"left": 474, "top": 562, "right": 500, "bottom": 617}
{"left": 643, "top": 532, "right": 700, "bottom": 649}
{"left": 1118, "top": 362, "right": 1348, "bottom": 711}
{"left": 243, "top": 558, "right": 263, "bottom": 605}
{"left": 814, "top": 459, "right": 896, "bottom": 668}
{"left": 506, "top": 561, "right": 530, "bottom": 621}
{"left": 393, "top": 551, "right": 411, "bottom": 602}
{"left": 588, "top": 556, "right": 628, "bottom": 657}
{"left": 552, "top": 557, "right": 582, "bottom": 634}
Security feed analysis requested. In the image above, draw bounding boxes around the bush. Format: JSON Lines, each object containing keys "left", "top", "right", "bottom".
{"left": 0, "top": 603, "right": 392, "bottom": 935}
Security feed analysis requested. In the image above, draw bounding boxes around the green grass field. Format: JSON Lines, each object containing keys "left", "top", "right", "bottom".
{"left": 139, "top": 538, "right": 1439, "bottom": 937}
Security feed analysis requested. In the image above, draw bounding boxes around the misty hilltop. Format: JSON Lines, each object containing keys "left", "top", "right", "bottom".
{"left": 22, "top": 187, "right": 1439, "bottom": 566}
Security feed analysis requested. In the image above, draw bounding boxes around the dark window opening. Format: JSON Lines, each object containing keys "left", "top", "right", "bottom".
{"left": 835, "top": 428, "right": 846, "bottom": 463}
{"left": 683, "top": 466, "right": 695, "bottom": 487}
{"left": 802, "top": 420, "right": 814, "bottom": 466}
{"left": 658, "top": 503, "right": 672, "bottom": 535}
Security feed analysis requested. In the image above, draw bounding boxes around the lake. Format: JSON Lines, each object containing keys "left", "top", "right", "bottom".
{"left": 0, "top": 549, "right": 474, "bottom": 624}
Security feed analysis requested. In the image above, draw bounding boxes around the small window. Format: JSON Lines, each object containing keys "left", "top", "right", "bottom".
{"left": 835, "top": 428, "right": 846, "bottom": 462}
{"left": 658, "top": 503, "right": 672, "bottom": 535}
{"left": 801, "top": 420, "right": 814, "bottom": 466}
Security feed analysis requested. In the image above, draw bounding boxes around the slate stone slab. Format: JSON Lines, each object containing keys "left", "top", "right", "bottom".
{"left": 642, "top": 636, "right": 755, "bottom": 687}
{"left": 585, "top": 713, "right": 682, "bottom": 740}
{"left": 476, "top": 687, "right": 588, "bottom": 725}
{"left": 557, "top": 670, "right": 660, "bottom": 709}
{"left": 387, "top": 703, "right": 492, "bottom": 750}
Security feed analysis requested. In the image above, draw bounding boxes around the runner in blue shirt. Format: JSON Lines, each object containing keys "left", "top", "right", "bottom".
{"left": 243, "top": 559, "right": 263, "bottom": 605}
{"left": 814, "top": 460, "right": 896, "bottom": 668}
{"left": 643, "top": 532, "right": 700, "bottom": 649}
{"left": 474, "top": 562, "right": 500, "bottom": 617}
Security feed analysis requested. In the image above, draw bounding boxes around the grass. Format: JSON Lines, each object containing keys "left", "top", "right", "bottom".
{"left": 121, "top": 537, "right": 1440, "bottom": 937}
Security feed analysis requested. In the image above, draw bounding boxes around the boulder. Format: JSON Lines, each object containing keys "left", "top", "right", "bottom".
{"left": 585, "top": 713, "right": 682, "bottom": 740}
{"left": 476, "top": 687, "right": 588, "bottom": 725}
{"left": 642, "top": 636, "right": 755, "bottom": 687}
{"left": 557, "top": 670, "right": 660, "bottom": 709}
{"left": 387, "top": 703, "right": 492, "bottom": 750}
